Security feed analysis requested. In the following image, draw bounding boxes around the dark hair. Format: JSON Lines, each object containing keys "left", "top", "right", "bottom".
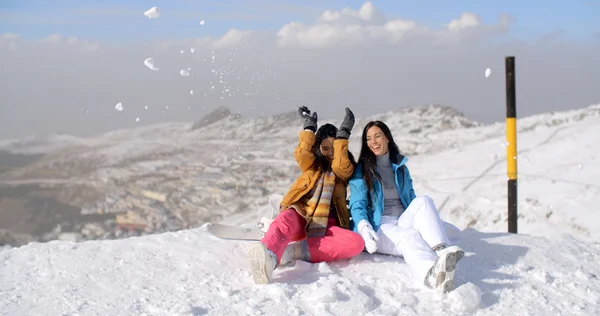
{"left": 358, "top": 121, "right": 401, "bottom": 193}
{"left": 313, "top": 123, "right": 357, "bottom": 171}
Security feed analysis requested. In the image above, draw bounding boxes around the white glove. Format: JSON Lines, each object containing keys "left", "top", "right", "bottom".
{"left": 358, "top": 220, "right": 379, "bottom": 254}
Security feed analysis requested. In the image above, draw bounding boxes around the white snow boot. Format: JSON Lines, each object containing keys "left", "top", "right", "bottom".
{"left": 434, "top": 244, "right": 463, "bottom": 282}
{"left": 247, "top": 242, "right": 278, "bottom": 284}
{"left": 425, "top": 245, "right": 465, "bottom": 293}
{"left": 280, "top": 240, "right": 312, "bottom": 266}
{"left": 279, "top": 243, "right": 296, "bottom": 266}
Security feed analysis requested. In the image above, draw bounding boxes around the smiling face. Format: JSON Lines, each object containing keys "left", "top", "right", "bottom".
{"left": 319, "top": 137, "right": 335, "bottom": 160}
{"left": 366, "top": 126, "right": 389, "bottom": 156}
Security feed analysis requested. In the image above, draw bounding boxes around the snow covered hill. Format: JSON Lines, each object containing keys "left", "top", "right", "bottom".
{"left": 1, "top": 103, "right": 600, "bottom": 315}
{"left": 407, "top": 105, "right": 600, "bottom": 241}
{"left": 2, "top": 223, "right": 600, "bottom": 315}
{"left": 0, "top": 104, "right": 491, "bottom": 244}
{"left": 0, "top": 103, "right": 599, "bottom": 245}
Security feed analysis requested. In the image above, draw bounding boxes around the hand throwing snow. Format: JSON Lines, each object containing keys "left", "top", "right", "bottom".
{"left": 298, "top": 106, "right": 318, "bottom": 132}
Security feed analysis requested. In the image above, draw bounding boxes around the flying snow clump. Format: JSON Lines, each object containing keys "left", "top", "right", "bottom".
{"left": 144, "top": 7, "right": 159, "bottom": 19}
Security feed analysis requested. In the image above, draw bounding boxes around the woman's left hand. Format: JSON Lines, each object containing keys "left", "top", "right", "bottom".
{"left": 337, "top": 107, "right": 355, "bottom": 139}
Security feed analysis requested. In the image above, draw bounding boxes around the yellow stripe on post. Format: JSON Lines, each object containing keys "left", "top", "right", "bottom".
{"left": 505, "top": 56, "right": 517, "bottom": 234}
{"left": 506, "top": 117, "right": 517, "bottom": 180}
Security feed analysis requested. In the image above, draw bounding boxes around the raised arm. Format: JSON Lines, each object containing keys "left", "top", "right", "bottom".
{"left": 294, "top": 106, "right": 318, "bottom": 172}
{"left": 294, "top": 130, "right": 316, "bottom": 172}
{"left": 331, "top": 107, "right": 356, "bottom": 181}
{"left": 331, "top": 139, "right": 354, "bottom": 181}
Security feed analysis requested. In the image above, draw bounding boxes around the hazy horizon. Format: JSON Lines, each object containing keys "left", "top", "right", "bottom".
{"left": 1, "top": 1, "right": 599, "bottom": 139}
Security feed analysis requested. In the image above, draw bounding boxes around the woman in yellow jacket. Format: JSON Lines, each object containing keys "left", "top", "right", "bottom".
{"left": 247, "top": 106, "right": 365, "bottom": 284}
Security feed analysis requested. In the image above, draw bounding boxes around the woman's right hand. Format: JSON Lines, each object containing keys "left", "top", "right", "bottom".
{"left": 358, "top": 220, "right": 379, "bottom": 253}
{"left": 298, "top": 106, "right": 318, "bottom": 132}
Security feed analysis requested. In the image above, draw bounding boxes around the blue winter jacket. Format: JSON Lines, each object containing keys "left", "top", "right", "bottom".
{"left": 348, "top": 154, "right": 417, "bottom": 233}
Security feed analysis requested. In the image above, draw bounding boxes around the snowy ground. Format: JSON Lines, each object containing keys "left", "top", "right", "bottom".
{"left": 407, "top": 109, "right": 600, "bottom": 241}
{"left": 1, "top": 103, "right": 599, "bottom": 315}
{"left": 2, "top": 225, "right": 600, "bottom": 316}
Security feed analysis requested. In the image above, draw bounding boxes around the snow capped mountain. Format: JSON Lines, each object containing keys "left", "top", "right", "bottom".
{"left": 0, "top": 103, "right": 599, "bottom": 246}
{"left": 0, "top": 104, "right": 488, "bottom": 244}
{"left": 0, "top": 133, "right": 86, "bottom": 155}
{"left": 1, "top": 102, "right": 599, "bottom": 315}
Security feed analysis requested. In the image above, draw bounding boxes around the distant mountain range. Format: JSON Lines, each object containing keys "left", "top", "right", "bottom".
{"left": 0, "top": 103, "right": 598, "bottom": 247}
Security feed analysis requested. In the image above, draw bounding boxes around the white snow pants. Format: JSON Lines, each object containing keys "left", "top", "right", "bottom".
{"left": 375, "top": 195, "right": 451, "bottom": 282}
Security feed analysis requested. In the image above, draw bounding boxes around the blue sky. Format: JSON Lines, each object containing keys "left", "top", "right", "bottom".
{"left": 1, "top": 0, "right": 599, "bottom": 42}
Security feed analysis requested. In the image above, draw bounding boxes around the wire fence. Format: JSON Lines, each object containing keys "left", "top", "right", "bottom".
{"left": 424, "top": 172, "right": 600, "bottom": 189}
{"left": 427, "top": 166, "right": 600, "bottom": 212}
{"left": 420, "top": 159, "right": 600, "bottom": 188}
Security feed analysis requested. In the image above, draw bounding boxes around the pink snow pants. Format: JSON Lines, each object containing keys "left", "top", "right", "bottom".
{"left": 260, "top": 209, "right": 365, "bottom": 263}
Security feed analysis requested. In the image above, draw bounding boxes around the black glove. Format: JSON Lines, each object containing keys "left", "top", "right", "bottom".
{"left": 336, "top": 107, "right": 355, "bottom": 139}
{"left": 298, "top": 106, "right": 318, "bottom": 132}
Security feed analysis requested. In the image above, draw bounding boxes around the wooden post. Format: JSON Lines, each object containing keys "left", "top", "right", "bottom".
{"left": 505, "top": 56, "right": 518, "bottom": 233}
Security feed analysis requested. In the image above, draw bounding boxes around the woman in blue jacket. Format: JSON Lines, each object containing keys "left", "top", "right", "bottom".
{"left": 348, "top": 120, "right": 464, "bottom": 293}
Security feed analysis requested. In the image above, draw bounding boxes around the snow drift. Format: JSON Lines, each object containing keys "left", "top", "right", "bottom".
{"left": 2, "top": 225, "right": 600, "bottom": 315}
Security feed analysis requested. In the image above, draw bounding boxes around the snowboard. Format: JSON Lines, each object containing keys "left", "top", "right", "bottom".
{"left": 207, "top": 223, "right": 264, "bottom": 241}
{"left": 206, "top": 194, "right": 282, "bottom": 241}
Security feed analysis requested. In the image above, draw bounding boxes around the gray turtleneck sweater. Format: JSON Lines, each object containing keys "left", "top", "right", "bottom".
{"left": 375, "top": 151, "right": 405, "bottom": 218}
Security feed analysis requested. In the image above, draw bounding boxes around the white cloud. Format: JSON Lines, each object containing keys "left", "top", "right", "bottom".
{"left": 1, "top": 33, "right": 19, "bottom": 40}
{"left": 42, "top": 34, "right": 63, "bottom": 43}
{"left": 275, "top": 1, "right": 511, "bottom": 48}
{"left": 175, "top": 2, "right": 514, "bottom": 50}
{"left": 65, "top": 36, "right": 99, "bottom": 51}
{"left": 0, "top": 32, "right": 100, "bottom": 52}
{"left": 0, "top": 2, "right": 597, "bottom": 140}
{"left": 319, "top": 1, "right": 383, "bottom": 23}
{"left": 83, "top": 41, "right": 100, "bottom": 52}
{"left": 277, "top": 22, "right": 368, "bottom": 48}
{"left": 0, "top": 33, "right": 20, "bottom": 50}
{"left": 445, "top": 13, "right": 481, "bottom": 31}
{"left": 0, "top": 2, "right": 511, "bottom": 51}
{"left": 210, "top": 29, "right": 252, "bottom": 49}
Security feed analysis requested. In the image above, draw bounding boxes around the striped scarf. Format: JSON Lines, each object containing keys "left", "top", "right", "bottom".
{"left": 304, "top": 169, "right": 336, "bottom": 237}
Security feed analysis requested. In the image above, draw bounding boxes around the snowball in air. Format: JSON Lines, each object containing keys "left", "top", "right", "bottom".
{"left": 485, "top": 68, "right": 491, "bottom": 78}
{"left": 180, "top": 69, "right": 190, "bottom": 76}
{"left": 144, "top": 57, "right": 159, "bottom": 71}
{"left": 200, "top": 20, "right": 205, "bottom": 25}
{"left": 115, "top": 102, "right": 123, "bottom": 111}
{"left": 144, "top": 7, "right": 159, "bottom": 19}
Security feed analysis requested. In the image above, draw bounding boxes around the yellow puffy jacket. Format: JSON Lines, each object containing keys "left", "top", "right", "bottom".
{"left": 279, "top": 130, "right": 355, "bottom": 229}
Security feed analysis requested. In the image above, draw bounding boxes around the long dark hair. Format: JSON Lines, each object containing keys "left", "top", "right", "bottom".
{"left": 313, "top": 123, "right": 357, "bottom": 171}
{"left": 358, "top": 121, "right": 402, "bottom": 193}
